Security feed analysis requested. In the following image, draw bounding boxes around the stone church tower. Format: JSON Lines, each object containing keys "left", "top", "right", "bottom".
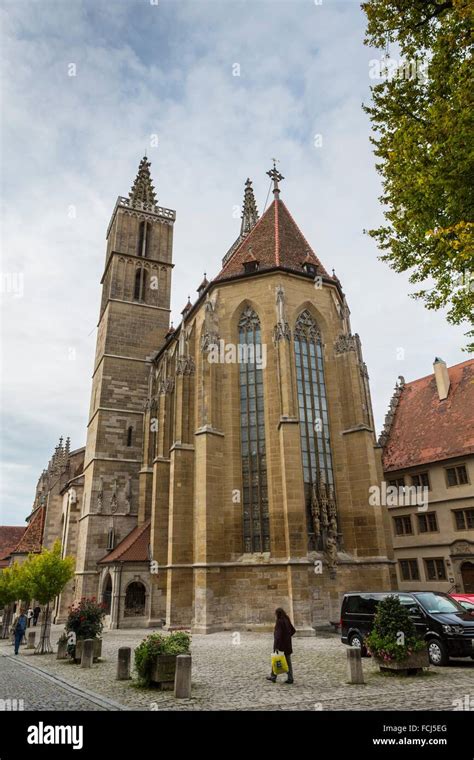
{"left": 75, "top": 158, "right": 396, "bottom": 631}
{"left": 74, "top": 158, "right": 175, "bottom": 602}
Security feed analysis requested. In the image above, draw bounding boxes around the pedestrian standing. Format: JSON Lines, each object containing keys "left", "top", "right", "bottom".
{"left": 266, "top": 607, "right": 296, "bottom": 684}
{"left": 13, "top": 610, "right": 27, "bottom": 655}
{"left": 26, "top": 607, "right": 34, "bottom": 628}
{"left": 33, "top": 605, "right": 41, "bottom": 627}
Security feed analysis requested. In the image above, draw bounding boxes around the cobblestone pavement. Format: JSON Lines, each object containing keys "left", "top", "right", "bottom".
{"left": 1, "top": 626, "right": 473, "bottom": 711}
{"left": 0, "top": 653, "right": 110, "bottom": 711}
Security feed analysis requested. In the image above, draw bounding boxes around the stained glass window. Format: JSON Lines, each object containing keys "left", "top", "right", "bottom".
{"left": 294, "top": 310, "right": 335, "bottom": 548}
{"left": 239, "top": 307, "right": 270, "bottom": 553}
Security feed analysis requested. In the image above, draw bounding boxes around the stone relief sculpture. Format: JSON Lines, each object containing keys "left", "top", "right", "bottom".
{"left": 311, "top": 471, "right": 339, "bottom": 572}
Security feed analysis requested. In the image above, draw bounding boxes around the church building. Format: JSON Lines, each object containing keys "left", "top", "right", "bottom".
{"left": 71, "top": 157, "right": 396, "bottom": 632}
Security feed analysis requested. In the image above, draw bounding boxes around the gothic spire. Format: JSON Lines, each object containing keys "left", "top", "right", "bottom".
{"left": 128, "top": 156, "right": 157, "bottom": 210}
{"left": 240, "top": 178, "right": 259, "bottom": 236}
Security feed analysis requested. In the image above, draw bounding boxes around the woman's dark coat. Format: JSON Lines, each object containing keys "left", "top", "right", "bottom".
{"left": 273, "top": 616, "right": 296, "bottom": 655}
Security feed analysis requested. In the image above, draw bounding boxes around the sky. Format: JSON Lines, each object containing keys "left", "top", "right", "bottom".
{"left": 0, "top": 0, "right": 468, "bottom": 525}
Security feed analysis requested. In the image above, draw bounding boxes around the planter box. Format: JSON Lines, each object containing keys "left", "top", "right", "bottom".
{"left": 374, "top": 649, "right": 429, "bottom": 675}
{"left": 150, "top": 654, "right": 177, "bottom": 690}
{"left": 74, "top": 638, "right": 102, "bottom": 663}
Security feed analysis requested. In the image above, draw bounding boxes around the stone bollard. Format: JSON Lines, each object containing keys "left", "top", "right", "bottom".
{"left": 346, "top": 646, "right": 365, "bottom": 684}
{"left": 56, "top": 639, "right": 68, "bottom": 660}
{"left": 81, "top": 638, "right": 94, "bottom": 669}
{"left": 27, "top": 631, "right": 36, "bottom": 649}
{"left": 116, "top": 647, "right": 131, "bottom": 680}
{"left": 174, "top": 654, "right": 192, "bottom": 698}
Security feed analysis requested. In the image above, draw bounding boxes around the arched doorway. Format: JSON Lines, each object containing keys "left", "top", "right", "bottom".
{"left": 102, "top": 575, "right": 112, "bottom": 615}
{"left": 461, "top": 562, "right": 474, "bottom": 593}
{"left": 124, "top": 581, "right": 146, "bottom": 617}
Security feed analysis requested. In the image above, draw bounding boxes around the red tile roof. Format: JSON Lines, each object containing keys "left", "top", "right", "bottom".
{"left": 98, "top": 520, "right": 151, "bottom": 564}
{"left": 12, "top": 506, "right": 46, "bottom": 554}
{"left": 0, "top": 526, "right": 26, "bottom": 566}
{"left": 383, "top": 359, "right": 474, "bottom": 472}
{"left": 215, "top": 199, "right": 330, "bottom": 282}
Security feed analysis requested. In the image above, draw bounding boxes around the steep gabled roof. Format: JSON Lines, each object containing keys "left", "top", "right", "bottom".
{"left": 383, "top": 359, "right": 474, "bottom": 472}
{"left": 98, "top": 520, "right": 151, "bottom": 564}
{"left": 215, "top": 199, "right": 330, "bottom": 282}
{"left": 11, "top": 507, "right": 45, "bottom": 554}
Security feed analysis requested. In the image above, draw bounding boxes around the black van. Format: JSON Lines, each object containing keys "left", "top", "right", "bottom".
{"left": 340, "top": 591, "right": 474, "bottom": 666}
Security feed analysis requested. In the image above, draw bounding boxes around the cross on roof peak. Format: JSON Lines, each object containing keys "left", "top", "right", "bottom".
{"left": 267, "top": 159, "right": 284, "bottom": 198}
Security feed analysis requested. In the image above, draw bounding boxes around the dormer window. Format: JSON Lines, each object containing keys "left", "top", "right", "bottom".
{"left": 303, "top": 262, "right": 316, "bottom": 276}
{"left": 243, "top": 260, "right": 259, "bottom": 273}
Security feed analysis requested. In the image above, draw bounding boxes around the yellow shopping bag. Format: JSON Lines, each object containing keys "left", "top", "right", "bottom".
{"left": 271, "top": 652, "right": 288, "bottom": 676}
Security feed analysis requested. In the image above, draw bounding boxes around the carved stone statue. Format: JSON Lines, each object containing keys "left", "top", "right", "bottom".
{"left": 176, "top": 327, "right": 195, "bottom": 375}
{"left": 125, "top": 476, "right": 132, "bottom": 514}
{"left": 273, "top": 285, "right": 291, "bottom": 342}
{"left": 201, "top": 293, "right": 219, "bottom": 351}
{"left": 97, "top": 476, "right": 104, "bottom": 513}
{"left": 326, "top": 534, "right": 338, "bottom": 570}
{"left": 311, "top": 483, "right": 321, "bottom": 538}
{"left": 110, "top": 479, "right": 118, "bottom": 513}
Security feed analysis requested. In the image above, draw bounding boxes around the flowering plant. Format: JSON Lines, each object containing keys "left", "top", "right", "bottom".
{"left": 65, "top": 597, "right": 106, "bottom": 643}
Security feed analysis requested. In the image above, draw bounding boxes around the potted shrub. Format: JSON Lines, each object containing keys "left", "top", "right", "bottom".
{"left": 65, "top": 598, "right": 106, "bottom": 663}
{"left": 366, "top": 595, "right": 429, "bottom": 675}
{"left": 134, "top": 631, "right": 191, "bottom": 688}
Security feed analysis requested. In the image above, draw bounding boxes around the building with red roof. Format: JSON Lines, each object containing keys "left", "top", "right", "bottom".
{"left": 0, "top": 526, "right": 26, "bottom": 569}
{"left": 381, "top": 358, "right": 474, "bottom": 594}
{"left": 74, "top": 157, "right": 397, "bottom": 632}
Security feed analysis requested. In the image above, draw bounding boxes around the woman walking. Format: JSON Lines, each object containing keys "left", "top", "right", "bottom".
{"left": 267, "top": 607, "right": 296, "bottom": 684}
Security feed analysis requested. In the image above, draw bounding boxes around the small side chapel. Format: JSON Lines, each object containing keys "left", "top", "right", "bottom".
{"left": 73, "top": 158, "right": 396, "bottom": 632}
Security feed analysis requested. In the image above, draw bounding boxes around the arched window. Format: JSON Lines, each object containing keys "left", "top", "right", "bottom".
{"left": 124, "top": 581, "right": 146, "bottom": 617}
{"left": 102, "top": 575, "right": 112, "bottom": 615}
{"left": 106, "top": 528, "right": 115, "bottom": 550}
{"left": 294, "top": 310, "right": 336, "bottom": 550}
{"left": 126, "top": 426, "right": 133, "bottom": 447}
{"left": 134, "top": 268, "right": 147, "bottom": 301}
{"left": 239, "top": 307, "right": 270, "bottom": 553}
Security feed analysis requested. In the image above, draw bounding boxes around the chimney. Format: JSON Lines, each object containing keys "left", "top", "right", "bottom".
{"left": 433, "top": 357, "right": 450, "bottom": 400}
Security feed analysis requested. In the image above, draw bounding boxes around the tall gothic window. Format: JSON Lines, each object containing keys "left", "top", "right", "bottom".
{"left": 239, "top": 307, "right": 270, "bottom": 552}
{"left": 137, "top": 221, "right": 150, "bottom": 257}
{"left": 134, "top": 268, "right": 147, "bottom": 301}
{"left": 138, "top": 221, "right": 145, "bottom": 256}
{"left": 294, "top": 310, "right": 335, "bottom": 549}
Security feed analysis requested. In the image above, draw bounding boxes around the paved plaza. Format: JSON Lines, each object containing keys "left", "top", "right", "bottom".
{"left": 0, "top": 625, "right": 473, "bottom": 711}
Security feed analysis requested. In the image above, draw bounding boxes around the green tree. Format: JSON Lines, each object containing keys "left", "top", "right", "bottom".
{"left": 362, "top": 0, "right": 474, "bottom": 349}
{"left": 22, "top": 541, "right": 75, "bottom": 654}
{"left": 0, "top": 563, "right": 30, "bottom": 639}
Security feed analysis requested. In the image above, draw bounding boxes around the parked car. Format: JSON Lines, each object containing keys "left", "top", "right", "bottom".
{"left": 450, "top": 593, "right": 474, "bottom": 612}
{"left": 340, "top": 591, "right": 474, "bottom": 666}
